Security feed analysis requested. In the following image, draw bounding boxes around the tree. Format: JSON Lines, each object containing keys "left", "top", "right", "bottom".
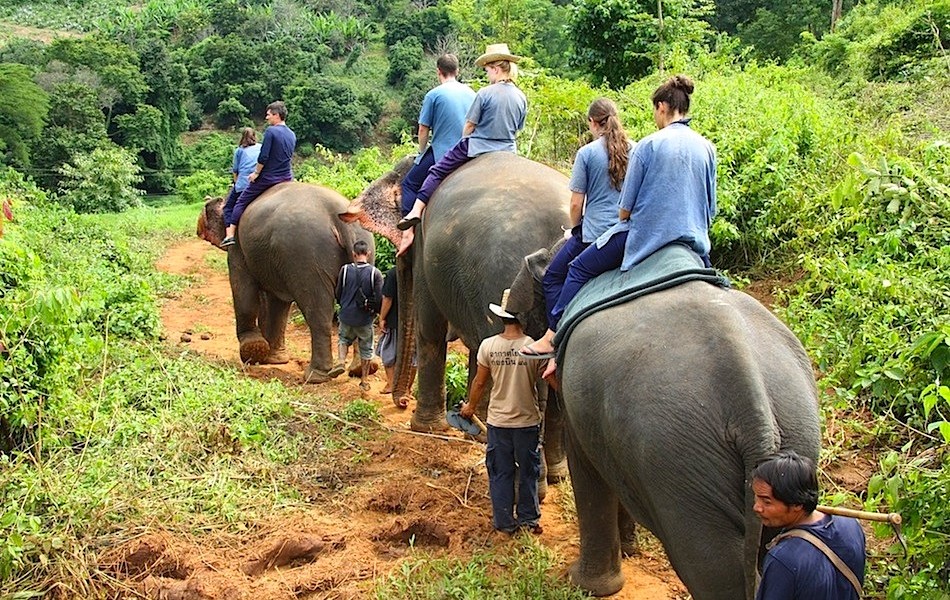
{"left": 285, "top": 76, "right": 376, "bottom": 152}
{"left": 387, "top": 37, "right": 423, "bottom": 86}
{"left": 57, "top": 145, "right": 144, "bottom": 214}
{"left": 0, "top": 64, "right": 49, "bottom": 169}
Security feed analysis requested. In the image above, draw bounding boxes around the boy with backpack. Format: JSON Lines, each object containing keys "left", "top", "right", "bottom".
{"left": 332, "top": 240, "right": 383, "bottom": 391}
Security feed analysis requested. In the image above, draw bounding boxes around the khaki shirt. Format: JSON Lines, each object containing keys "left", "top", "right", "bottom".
{"left": 476, "top": 334, "right": 542, "bottom": 428}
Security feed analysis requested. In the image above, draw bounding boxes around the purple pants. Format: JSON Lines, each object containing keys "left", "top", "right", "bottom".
{"left": 228, "top": 173, "right": 292, "bottom": 227}
{"left": 416, "top": 138, "right": 472, "bottom": 205}
{"left": 401, "top": 147, "right": 435, "bottom": 215}
{"left": 542, "top": 229, "right": 589, "bottom": 330}
{"left": 550, "top": 229, "right": 628, "bottom": 328}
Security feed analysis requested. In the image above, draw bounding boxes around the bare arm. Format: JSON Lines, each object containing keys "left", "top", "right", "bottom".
{"left": 417, "top": 124, "right": 431, "bottom": 154}
{"left": 462, "top": 120, "right": 476, "bottom": 137}
{"left": 619, "top": 207, "right": 631, "bottom": 221}
{"left": 461, "top": 364, "right": 491, "bottom": 418}
{"left": 570, "top": 191, "right": 585, "bottom": 227}
{"left": 378, "top": 296, "right": 393, "bottom": 331}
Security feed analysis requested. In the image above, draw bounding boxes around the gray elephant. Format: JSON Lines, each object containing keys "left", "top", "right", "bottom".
{"left": 197, "top": 182, "right": 375, "bottom": 383}
{"left": 344, "top": 153, "right": 572, "bottom": 480}
{"left": 506, "top": 245, "right": 821, "bottom": 598}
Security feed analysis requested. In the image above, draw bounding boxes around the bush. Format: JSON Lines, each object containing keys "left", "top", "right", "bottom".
{"left": 57, "top": 146, "right": 144, "bottom": 213}
{"left": 176, "top": 169, "right": 231, "bottom": 205}
{"left": 215, "top": 97, "right": 251, "bottom": 129}
{"left": 285, "top": 76, "right": 377, "bottom": 152}
{"left": 387, "top": 37, "right": 423, "bottom": 86}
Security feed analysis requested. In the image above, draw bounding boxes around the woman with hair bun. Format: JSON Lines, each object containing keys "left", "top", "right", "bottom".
{"left": 522, "top": 75, "right": 717, "bottom": 373}
{"left": 520, "top": 97, "right": 634, "bottom": 359}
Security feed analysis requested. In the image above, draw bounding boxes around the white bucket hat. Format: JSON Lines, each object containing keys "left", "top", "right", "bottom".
{"left": 475, "top": 43, "right": 523, "bottom": 67}
{"left": 489, "top": 288, "right": 516, "bottom": 319}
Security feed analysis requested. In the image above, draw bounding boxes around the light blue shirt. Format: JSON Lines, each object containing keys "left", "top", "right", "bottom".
{"left": 465, "top": 81, "right": 527, "bottom": 156}
{"left": 418, "top": 79, "right": 476, "bottom": 162}
{"left": 232, "top": 143, "right": 261, "bottom": 191}
{"left": 569, "top": 137, "right": 636, "bottom": 243}
{"left": 597, "top": 121, "right": 717, "bottom": 271}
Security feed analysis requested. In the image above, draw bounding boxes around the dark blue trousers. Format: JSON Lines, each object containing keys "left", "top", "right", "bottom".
{"left": 416, "top": 138, "right": 472, "bottom": 204}
{"left": 550, "top": 229, "right": 628, "bottom": 328}
{"left": 486, "top": 424, "right": 541, "bottom": 532}
{"left": 542, "top": 229, "right": 589, "bottom": 330}
{"left": 401, "top": 147, "right": 435, "bottom": 215}
{"left": 222, "top": 186, "right": 240, "bottom": 225}
{"left": 228, "top": 172, "right": 291, "bottom": 226}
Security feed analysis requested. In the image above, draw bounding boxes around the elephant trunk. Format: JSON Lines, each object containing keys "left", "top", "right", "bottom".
{"left": 391, "top": 250, "right": 416, "bottom": 406}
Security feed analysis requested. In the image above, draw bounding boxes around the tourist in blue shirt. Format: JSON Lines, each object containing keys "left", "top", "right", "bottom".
{"left": 519, "top": 98, "right": 634, "bottom": 360}
{"left": 753, "top": 451, "right": 866, "bottom": 600}
{"left": 525, "top": 76, "right": 716, "bottom": 377}
{"left": 396, "top": 43, "right": 528, "bottom": 256}
{"left": 221, "top": 101, "right": 296, "bottom": 248}
{"left": 400, "top": 54, "right": 476, "bottom": 216}
{"left": 222, "top": 127, "right": 262, "bottom": 228}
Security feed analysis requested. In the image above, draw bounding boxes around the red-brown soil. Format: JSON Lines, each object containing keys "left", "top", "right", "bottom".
{"left": 108, "top": 238, "right": 688, "bottom": 599}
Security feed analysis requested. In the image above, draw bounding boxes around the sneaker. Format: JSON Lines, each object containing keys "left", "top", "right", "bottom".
{"left": 359, "top": 381, "right": 371, "bottom": 392}
{"left": 523, "top": 523, "right": 543, "bottom": 535}
{"left": 328, "top": 363, "right": 345, "bottom": 378}
{"left": 219, "top": 236, "right": 235, "bottom": 248}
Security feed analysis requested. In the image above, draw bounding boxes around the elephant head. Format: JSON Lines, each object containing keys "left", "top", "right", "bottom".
{"left": 506, "top": 242, "right": 563, "bottom": 340}
{"left": 197, "top": 196, "right": 226, "bottom": 248}
{"left": 339, "top": 155, "right": 414, "bottom": 246}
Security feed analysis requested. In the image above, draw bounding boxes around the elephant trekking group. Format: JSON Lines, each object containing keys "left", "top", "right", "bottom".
{"left": 196, "top": 41, "right": 866, "bottom": 600}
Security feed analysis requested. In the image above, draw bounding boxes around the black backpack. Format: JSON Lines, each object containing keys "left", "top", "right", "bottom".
{"left": 349, "top": 263, "right": 380, "bottom": 313}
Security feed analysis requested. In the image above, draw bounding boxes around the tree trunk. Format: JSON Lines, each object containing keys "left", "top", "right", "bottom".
{"left": 831, "top": 0, "right": 843, "bottom": 31}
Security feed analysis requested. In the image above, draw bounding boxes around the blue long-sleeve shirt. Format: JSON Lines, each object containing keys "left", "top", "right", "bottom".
{"left": 258, "top": 123, "right": 296, "bottom": 181}
{"left": 597, "top": 120, "right": 716, "bottom": 271}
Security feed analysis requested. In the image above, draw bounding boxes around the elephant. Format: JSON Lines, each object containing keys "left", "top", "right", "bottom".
{"left": 505, "top": 244, "right": 822, "bottom": 598}
{"left": 197, "top": 182, "right": 375, "bottom": 383}
{"left": 343, "top": 153, "right": 573, "bottom": 483}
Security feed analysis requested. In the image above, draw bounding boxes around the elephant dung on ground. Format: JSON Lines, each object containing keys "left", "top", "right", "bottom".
{"left": 344, "top": 153, "right": 572, "bottom": 481}
{"left": 507, "top": 248, "right": 822, "bottom": 598}
{"left": 197, "top": 182, "right": 375, "bottom": 383}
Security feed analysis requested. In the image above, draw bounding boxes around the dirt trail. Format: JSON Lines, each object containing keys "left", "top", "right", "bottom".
{"left": 118, "top": 238, "right": 687, "bottom": 599}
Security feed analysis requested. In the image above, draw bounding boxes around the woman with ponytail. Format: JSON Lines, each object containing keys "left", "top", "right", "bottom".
{"left": 521, "top": 76, "right": 717, "bottom": 373}
{"left": 520, "top": 98, "right": 634, "bottom": 359}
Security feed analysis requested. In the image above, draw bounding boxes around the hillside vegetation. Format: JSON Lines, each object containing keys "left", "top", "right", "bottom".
{"left": 1, "top": 0, "right": 949, "bottom": 597}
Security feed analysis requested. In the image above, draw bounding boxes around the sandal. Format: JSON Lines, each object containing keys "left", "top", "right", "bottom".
{"left": 518, "top": 342, "right": 556, "bottom": 360}
{"left": 396, "top": 216, "right": 421, "bottom": 231}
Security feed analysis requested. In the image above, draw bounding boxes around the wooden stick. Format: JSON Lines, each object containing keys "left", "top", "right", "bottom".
{"left": 818, "top": 505, "right": 902, "bottom": 525}
{"left": 471, "top": 414, "right": 488, "bottom": 435}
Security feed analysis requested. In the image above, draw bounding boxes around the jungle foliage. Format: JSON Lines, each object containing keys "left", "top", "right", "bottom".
{"left": 1, "top": 0, "right": 949, "bottom": 596}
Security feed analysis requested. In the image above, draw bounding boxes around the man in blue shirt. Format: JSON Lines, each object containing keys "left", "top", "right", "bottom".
{"left": 332, "top": 240, "right": 383, "bottom": 391}
{"left": 400, "top": 54, "right": 476, "bottom": 216}
{"left": 753, "top": 451, "right": 866, "bottom": 600}
{"left": 222, "top": 101, "right": 296, "bottom": 247}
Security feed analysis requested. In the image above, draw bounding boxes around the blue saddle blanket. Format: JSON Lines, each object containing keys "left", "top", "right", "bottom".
{"left": 552, "top": 244, "right": 730, "bottom": 359}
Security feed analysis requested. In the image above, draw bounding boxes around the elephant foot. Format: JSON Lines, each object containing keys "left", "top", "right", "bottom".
{"left": 546, "top": 458, "right": 569, "bottom": 483}
{"left": 410, "top": 413, "right": 449, "bottom": 433}
{"left": 568, "top": 562, "right": 624, "bottom": 597}
{"left": 262, "top": 349, "right": 290, "bottom": 364}
{"left": 239, "top": 337, "right": 270, "bottom": 364}
{"left": 538, "top": 477, "right": 548, "bottom": 503}
{"left": 303, "top": 366, "right": 331, "bottom": 384}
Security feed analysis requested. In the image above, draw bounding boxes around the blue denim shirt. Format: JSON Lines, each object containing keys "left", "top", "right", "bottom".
{"left": 232, "top": 143, "right": 261, "bottom": 192}
{"left": 569, "top": 137, "right": 636, "bottom": 243}
{"left": 465, "top": 81, "right": 527, "bottom": 156}
{"left": 597, "top": 120, "right": 717, "bottom": 271}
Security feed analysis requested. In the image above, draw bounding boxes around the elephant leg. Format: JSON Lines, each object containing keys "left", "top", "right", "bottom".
{"left": 228, "top": 250, "right": 269, "bottom": 364}
{"left": 293, "top": 274, "right": 336, "bottom": 384}
{"left": 543, "top": 388, "right": 568, "bottom": 482}
{"left": 259, "top": 293, "right": 290, "bottom": 364}
{"left": 409, "top": 267, "right": 449, "bottom": 432}
{"left": 619, "top": 504, "right": 638, "bottom": 557}
{"left": 565, "top": 421, "right": 624, "bottom": 597}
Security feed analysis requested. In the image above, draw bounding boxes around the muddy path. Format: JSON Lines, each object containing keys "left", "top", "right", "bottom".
{"left": 114, "top": 238, "right": 688, "bottom": 599}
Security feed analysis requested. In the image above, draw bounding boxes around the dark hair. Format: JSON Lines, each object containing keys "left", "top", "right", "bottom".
{"left": 588, "top": 98, "right": 629, "bottom": 191}
{"left": 266, "top": 101, "right": 287, "bottom": 120}
{"left": 651, "top": 74, "right": 694, "bottom": 115}
{"left": 751, "top": 451, "right": 819, "bottom": 512}
{"left": 239, "top": 127, "right": 257, "bottom": 147}
{"left": 353, "top": 240, "right": 370, "bottom": 256}
{"left": 500, "top": 316, "right": 520, "bottom": 326}
{"left": 437, "top": 54, "right": 460, "bottom": 77}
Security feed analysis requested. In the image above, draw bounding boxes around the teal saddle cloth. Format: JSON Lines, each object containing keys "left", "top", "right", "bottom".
{"left": 551, "top": 244, "right": 731, "bottom": 361}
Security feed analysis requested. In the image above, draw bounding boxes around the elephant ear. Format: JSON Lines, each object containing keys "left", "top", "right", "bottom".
{"left": 506, "top": 247, "right": 553, "bottom": 315}
{"left": 197, "top": 196, "right": 226, "bottom": 248}
{"left": 341, "top": 155, "right": 415, "bottom": 246}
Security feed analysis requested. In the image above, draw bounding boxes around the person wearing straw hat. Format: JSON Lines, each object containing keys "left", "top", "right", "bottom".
{"left": 460, "top": 288, "right": 545, "bottom": 535}
{"left": 396, "top": 43, "right": 528, "bottom": 256}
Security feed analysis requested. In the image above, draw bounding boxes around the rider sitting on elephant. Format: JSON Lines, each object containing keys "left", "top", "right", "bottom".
{"left": 519, "top": 97, "right": 634, "bottom": 362}
{"left": 221, "top": 101, "right": 297, "bottom": 248}
{"left": 396, "top": 43, "right": 528, "bottom": 256}
{"left": 222, "top": 127, "right": 262, "bottom": 231}
{"left": 522, "top": 75, "right": 717, "bottom": 378}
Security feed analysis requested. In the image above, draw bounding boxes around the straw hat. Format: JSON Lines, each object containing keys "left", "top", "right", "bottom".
{"left": 475, "top": 43, "right": 523, "bottom": 67}
{"left": 489, "top": 288, "right": 516, "bottom": 319}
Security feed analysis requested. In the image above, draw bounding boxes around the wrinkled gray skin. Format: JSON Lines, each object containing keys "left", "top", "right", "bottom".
{"left": 507, "top": 248, "right": 821, "bottom": 598}
{"left": 345, "top": 153, "right": 573, "bottom": 483}
{"left": 198, "top": 183, "right": 374, "bottom": 383}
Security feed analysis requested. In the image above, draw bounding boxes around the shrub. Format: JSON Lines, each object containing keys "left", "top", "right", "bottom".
{"left": 215, "top": 97, "right": 251, "bottom": 129}
{"left": 387, "top": 37, "right": 423, "bottom": 86}
{"left": 57, "top": 145, "right": 144, "bottom": 213}
{"left": 176, "top": 169, "right": 231, "bottom": 205}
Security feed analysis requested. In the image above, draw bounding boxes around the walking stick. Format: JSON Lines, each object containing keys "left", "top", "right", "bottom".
{"left": 818, "top": 505, "right": 907, "bottom": 555}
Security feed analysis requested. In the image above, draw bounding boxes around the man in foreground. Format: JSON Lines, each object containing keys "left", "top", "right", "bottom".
{"left": 752, "top": 451, "right": 866, "bottom": 599}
